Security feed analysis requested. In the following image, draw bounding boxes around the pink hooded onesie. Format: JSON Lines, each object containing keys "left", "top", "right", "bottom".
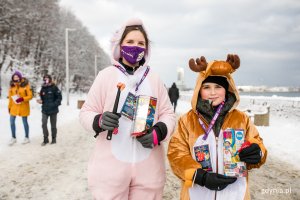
{"left": 79, "top": 18, "right": 176, "bottom": 200}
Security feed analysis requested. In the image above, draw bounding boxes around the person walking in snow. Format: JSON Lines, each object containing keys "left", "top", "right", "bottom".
{"left": 168, "top": 82, "right": 180, "bottom": 112}
{"left": 79, "top": 18, "right": 176, "bottom": 199}
{"left": 8, "top": 70, "right": 33, "bottom": 145}
{"left": 37, "top": 74, "right": 62, "bottom": 146}
{"left": 168, "top": 55, "right": 267, "bottom": 200}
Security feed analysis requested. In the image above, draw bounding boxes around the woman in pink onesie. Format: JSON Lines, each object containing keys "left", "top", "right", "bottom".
{"left": 79, "top": 18, "right": 176, "bottom": 199}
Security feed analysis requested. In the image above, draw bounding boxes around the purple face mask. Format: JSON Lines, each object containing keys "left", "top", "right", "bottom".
{"left": 121, "top": 46, "right": 145, "bottom": 65}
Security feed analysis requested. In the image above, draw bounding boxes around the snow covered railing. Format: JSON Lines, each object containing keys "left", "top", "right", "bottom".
{"left": 239, "top": 95, "right": 300, "bottom": 108}
{"left": 239, "top": 104, "right": 270, "bottom": 126}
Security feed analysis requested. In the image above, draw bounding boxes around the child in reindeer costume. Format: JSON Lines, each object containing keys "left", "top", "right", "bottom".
{"left": 168, "top": 54, "right": 267, "bottom": 200}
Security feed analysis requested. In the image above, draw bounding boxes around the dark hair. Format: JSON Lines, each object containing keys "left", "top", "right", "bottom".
{"left": 43, "top": 74, "right": 52, "bottom": 82}
{"left": 120, "top": 25, "right": 149, "bottom": 49}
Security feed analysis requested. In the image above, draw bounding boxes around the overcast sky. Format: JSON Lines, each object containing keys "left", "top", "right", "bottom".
{"left": 59, "top": 0, "right": 300, "bottom": 88}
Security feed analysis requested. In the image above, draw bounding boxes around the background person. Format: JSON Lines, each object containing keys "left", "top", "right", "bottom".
{"left": 168, "top": 82, "right": 179, "bottom": 112}
{"left": 8, "top": 70, "right": 33, "bottom": 145}
{"left": 37, "top": 74, "right": 62, "bottom": 146}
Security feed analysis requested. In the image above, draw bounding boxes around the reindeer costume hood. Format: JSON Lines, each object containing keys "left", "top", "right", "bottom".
{"left": 189, "top": 54, "right": 240, "bottom": 113}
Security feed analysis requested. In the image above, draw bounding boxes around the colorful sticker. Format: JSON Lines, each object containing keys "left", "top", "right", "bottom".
{"left": 121, "top": 92, "right": 137, "bottom": 120}
{"left": 194, "top": 144, "right": 212, "bottom": 172}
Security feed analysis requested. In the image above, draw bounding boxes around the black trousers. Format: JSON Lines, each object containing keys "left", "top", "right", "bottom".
{"left": 42, "top": 113, "right": 57, "bottom": 141}
{"left": 171, "top": 100, "right": 177, "bottom": 112}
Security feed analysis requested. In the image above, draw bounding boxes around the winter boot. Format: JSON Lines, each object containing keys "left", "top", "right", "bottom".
{"left": 51, "top": 138, "right": 56, "bottom": 144}
{"left": 41, "top": 137, "right": 49, "bottom": 146}
{"left": 51, "top": 129, "right": 57, "bottom": 144}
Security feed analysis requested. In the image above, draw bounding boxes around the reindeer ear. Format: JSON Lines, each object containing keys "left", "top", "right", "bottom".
{"left": 226, "top": 54, "right": 240, "bottom": 69}
{"left": 189, "top": 56, "right": 207, "bottom": 72}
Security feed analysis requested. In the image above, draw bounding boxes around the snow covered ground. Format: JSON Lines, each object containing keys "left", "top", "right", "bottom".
{"left": 0, "top": 93, "right": 87, "bottom": 151}
{"left": 0, "top": 92, "right": 299, "bottom": 199}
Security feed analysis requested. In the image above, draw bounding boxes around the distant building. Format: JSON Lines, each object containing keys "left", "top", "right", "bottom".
{"left": 176, "top": 67, "right": 186, "bottom": 90}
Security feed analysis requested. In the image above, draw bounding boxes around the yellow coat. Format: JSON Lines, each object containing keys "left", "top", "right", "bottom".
{"left": 8, "top": 78, "right": 33, "bottom": 117}
{"left": 167, "top": 60, "right": 267, "bottom": 200}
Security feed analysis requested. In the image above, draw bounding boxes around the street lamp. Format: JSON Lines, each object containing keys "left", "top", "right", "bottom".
{"left": 65, "top": 28, "right": 76, "bottom": 106}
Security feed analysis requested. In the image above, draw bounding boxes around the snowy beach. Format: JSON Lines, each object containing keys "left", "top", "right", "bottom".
{"left": 0, "top": 94, "right": 299, "bottom": 199}
{"left": 1, "top": 1, "right": 299, "bottom": 199}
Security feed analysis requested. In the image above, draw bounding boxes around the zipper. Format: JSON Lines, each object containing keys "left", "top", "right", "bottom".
{"left": 215, "top": 136, "right": 219, "bottom": 200}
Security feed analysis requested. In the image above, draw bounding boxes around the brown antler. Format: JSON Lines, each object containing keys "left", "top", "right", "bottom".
{"left": 189, "top": 56, "right": 207, "bottom": 72}
{"left": 226, "top": 54, "right": 240, "bottom": 69}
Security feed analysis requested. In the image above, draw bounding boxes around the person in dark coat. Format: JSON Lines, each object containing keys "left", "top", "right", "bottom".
{"left": 168, "top": 82, "right": 180, "bottom": 112}
{"left": 37, "top": 74, "right": 62, "bottom": 146}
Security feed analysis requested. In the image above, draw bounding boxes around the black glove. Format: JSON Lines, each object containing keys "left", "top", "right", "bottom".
{"left": 194, "top": 168, "right": 237, "bottom": 191}
{"left": 136, "top": 122, "right": 167, "bottom": 149}
{"left": 239, "top": 143, "right": 262, "bottom": 164}
{"left": 93, "top": 112, "right": 121, "bottom": 134}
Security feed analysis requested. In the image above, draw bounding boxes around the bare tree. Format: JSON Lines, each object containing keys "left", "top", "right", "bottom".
{"left": 0, "top": 0, "right": 110, "bottom": 96}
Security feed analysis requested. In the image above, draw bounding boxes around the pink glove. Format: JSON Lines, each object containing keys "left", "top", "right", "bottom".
{"left": 16, "top": 97, "right": 24, "bottom": 103}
